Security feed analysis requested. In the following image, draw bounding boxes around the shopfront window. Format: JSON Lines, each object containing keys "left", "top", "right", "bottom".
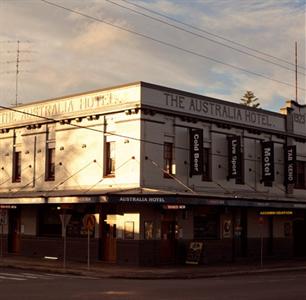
{"left": 193, "top": 214, "right": 219, "bottom": 239}
{"left": 38, "top": 206, "right": 61, "bottom": 236}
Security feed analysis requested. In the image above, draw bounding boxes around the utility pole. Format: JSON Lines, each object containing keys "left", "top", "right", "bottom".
{"left": 295, "top": 41, "right": 298, "bottom": 104}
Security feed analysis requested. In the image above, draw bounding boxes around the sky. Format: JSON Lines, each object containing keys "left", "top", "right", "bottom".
{"left": 0, "top": 0, "right": 305, "bottom": 112}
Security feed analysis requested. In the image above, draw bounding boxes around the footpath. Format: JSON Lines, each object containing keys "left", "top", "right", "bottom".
{"left": 0, "top": 256, "right": 306, "bottom": 280}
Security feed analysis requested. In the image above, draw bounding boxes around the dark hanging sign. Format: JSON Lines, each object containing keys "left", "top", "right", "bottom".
{"left": 284, "top": 145, "right": 296, "bottom": 185}
{"left": 189, "top": 128, "right": 203, "bottom": 176}
{"left": 227, "top": 136, "right": 241, "bottom": 179}
{"left": 262, "top": 141, "right": 275, "bottom": 182}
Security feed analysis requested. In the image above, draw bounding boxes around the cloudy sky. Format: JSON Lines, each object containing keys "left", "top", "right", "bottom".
{"left": 0, "top": 0, "right": 305, "bottom": 111}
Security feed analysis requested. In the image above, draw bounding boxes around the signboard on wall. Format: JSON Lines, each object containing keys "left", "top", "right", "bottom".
{"left": 262, "top": 141, "right": 275, "bottom": 182}
{"left": 186, "top": 242, "right": 203, "bottom": 265}
{"left": 189, "top": 128, "right": 203, "bottom": 176}
{"left": 284, "top": 145, "right": 296, "bottom": 185}
{"left": 227, "top": 136, "right": 241, "bottom": 179}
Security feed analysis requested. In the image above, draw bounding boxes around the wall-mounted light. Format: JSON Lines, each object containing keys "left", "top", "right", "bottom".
{"left": 92, "top": 115, "right": 99, "bottom": 120}
{"left": 87, "top": 116, "right": 93, "bottom": 121}
{"left": 82, "top": 144, "right": 87, "bottom": 148}
{"left": 59, "top": 146, "right": 64, "bottom": 151}
{"left": 75, "top": 117, "right": 83, "bottom": 122}
{"left": 124, "top": 139, "right": 129, "bottom": 144}
{"left": 37, "top": 149, "right": 42, "bottom": 153}
{"left": 25, "top": 150, "right": 30, "bottom": 154}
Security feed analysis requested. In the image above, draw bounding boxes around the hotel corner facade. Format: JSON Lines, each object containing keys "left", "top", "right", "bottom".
{"left": 0, "top": 81, "right": 305, "bottom": 265}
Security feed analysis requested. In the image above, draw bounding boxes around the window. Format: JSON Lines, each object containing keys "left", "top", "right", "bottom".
{"left": 295, "top": 161, "right": 306, "bottom": 189}
{"left": 193, "top": 215, "right": 219, "bottom": 239}
{"left": 38, "top": 206, "right": 61, "bottom": 236}
{"left": 164, "top": 142, "right": 173, "bottom": 178}
{"left": 203, "top": 147, "right": 211, "bottom": 181}
{"left": 12, "top": 151, "right": 21, "bottom": 182}
{"left": 105, "top": 141, "right": 116, "bottom": 176}
{"left": 45, "top": 147, "right": 55, "bottom": 181}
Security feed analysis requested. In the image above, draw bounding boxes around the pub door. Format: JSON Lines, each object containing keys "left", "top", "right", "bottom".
{"left": 293, "top": 219, "right": 306, "bottom": 257}
{"left": 160, "top": 219, "right": 177, "bottom": 264}
{"left": 102, "top": 222, "right": 117, "bottom": 262}
{"left": 8, "top": 209, "right": 21, "bottom": 253}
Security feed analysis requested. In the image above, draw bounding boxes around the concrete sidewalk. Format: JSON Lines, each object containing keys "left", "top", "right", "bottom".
{"left": 1, "top": 256, "right": 306, "bottom": 279}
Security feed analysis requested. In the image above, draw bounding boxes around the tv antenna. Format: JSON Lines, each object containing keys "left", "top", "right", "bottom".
{"left": 0, "top": 40, "right": 33, "bottom": 106}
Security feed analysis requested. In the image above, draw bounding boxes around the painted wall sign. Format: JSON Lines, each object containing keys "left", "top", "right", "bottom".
{"left": 262, "top": 141, "right": 275, "bottom": 182}
{"left": 0, "top": 85, "right": 140, "bottom": 127}
{"left": 189, "top": 128, "right": 203, "bottom": 176}
{"left": 284, "top": 145, "right": 296, "bottom": 185}
{"left": 142, "top": 88, "right": 286, "bottom": 132}
{"left": 227, "top": 136, "right": 241, "bottom": 179}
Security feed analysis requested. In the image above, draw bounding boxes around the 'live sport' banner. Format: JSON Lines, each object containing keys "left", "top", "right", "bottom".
{"left": 284, "top": 145, "right": 296, "bottom": 185}
{"left": 227, "top": 136, "right": 241, "bottom": 179}
{"left": 190, "top": 128, "right": 203, "bottom": 176}
{"left": 262, "top": 141, "right": 275, "bottom": 182}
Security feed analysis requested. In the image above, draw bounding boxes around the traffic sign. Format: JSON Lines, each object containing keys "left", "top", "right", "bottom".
{"left": 83, "top": 214, "right": 96, "bottom": 231}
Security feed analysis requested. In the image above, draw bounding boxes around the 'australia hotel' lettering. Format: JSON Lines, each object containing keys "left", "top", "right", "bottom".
{"left": 164, "top": 93, "right": 273, "bottom": 128}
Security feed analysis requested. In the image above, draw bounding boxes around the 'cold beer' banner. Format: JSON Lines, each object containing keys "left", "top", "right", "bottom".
{"left": 285, "top": 145, "right": 296, "bottom": 185}
{"left": 190, "top": 128, "right": 203, "bottom": 176}
{"left": 227, "top": 136, "right": 241, "bottom": 179}
{"left": 262, "top": 141, "right": 275, "bottom": 182}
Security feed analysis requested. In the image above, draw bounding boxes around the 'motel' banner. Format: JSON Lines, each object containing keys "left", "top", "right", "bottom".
{"left": 262, "top": 141, "right": 275, "bottom": 182}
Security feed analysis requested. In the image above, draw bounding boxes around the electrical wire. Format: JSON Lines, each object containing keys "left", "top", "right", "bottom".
{"left": 38, "top": 0, "right": 306, "bottom": 92}
{"left": 106, "top": 0, "right": 306, "bottom": 76}
{"left": 119, "top": 0, "right": 306, "bottom": 71}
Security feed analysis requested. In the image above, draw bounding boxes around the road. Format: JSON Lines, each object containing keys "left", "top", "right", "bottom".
{"left": 1, "top": 268, "right": 306, "bottom": 300}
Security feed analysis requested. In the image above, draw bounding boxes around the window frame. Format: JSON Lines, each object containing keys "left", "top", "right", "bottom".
{"left": 105, "top": 141, "right": 116, "bottom": 176}
{"left": 163, "top": 142, "right": 174, "bottom": 178}
{"left": 12, "top": 150, "right": 21, "bottom": 183}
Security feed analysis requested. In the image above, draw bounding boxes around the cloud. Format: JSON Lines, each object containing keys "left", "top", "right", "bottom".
{"left": 0, "top": 0, "right": 304, "bottom": 110}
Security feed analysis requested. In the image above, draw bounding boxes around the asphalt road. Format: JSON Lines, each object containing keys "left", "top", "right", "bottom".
{"left": 1, "top": 268, "right": 306, "bottom": 300}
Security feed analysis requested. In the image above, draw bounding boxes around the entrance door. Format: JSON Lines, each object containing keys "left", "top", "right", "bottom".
{"left": 293, "top": 220, "right": 306, "bottom": 257}
{"left": 160, "top": 220, "right": 177, "bottom": 264}
{"left": 102, "top": 223, "right": 117, "bottom": 262}
{"left": 8, "top": 209, "right": 21, "bottom": 253}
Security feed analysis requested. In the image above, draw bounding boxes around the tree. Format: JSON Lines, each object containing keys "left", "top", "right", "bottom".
{"left": 240, "top": 91, "right": 260, "bottom": 108}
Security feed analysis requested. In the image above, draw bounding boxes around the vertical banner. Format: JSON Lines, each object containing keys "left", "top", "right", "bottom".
{"left": 262, "top": 141, "right": 275, "bottom": 182}
{"left": 189, "top": 128, "right": 203, "bottom": 176}
{"left": 227, "top": 136, "right": 241, "bottom": 179}
{"left": 284, "top": 145, "right": 296, "bottom": 185}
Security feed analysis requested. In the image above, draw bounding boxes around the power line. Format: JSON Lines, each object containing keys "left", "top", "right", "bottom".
{"left": 105, "top": 0, "right": 306, "bottom": 77}
{"left": 119, "top": 0, "right": 306, "bottom": 71}
{"left": 38, "top": 0, "right": 306, "bottom": 93}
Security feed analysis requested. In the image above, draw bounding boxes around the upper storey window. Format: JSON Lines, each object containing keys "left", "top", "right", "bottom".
{"left": 12, "top": 150, "right": 21, "bottom": 183}
{"left": 105, "top": 141, "right": 116, "bottom": 176}
{"left": 45, "top": 147, "right": 55, "bottom": 181}
{"left": 164, "top": 142, "right": 174, "bottom": 178}
{"left": 295, "top": 161, "right": 306, "bottom": 189}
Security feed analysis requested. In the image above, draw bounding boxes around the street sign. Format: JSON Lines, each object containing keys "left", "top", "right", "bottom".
{"left": 60, "top": 214, "right": 71, "bottom": 227}
{"left": 83, "top": 214, "right": 96, "bottom": 231}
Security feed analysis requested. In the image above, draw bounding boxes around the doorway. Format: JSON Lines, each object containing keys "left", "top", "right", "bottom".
{"left": 8, "top": 209, "right": 21, "bottom": 253}
{"left": 293, "top": 219, "right": 306, "bottom": 257}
